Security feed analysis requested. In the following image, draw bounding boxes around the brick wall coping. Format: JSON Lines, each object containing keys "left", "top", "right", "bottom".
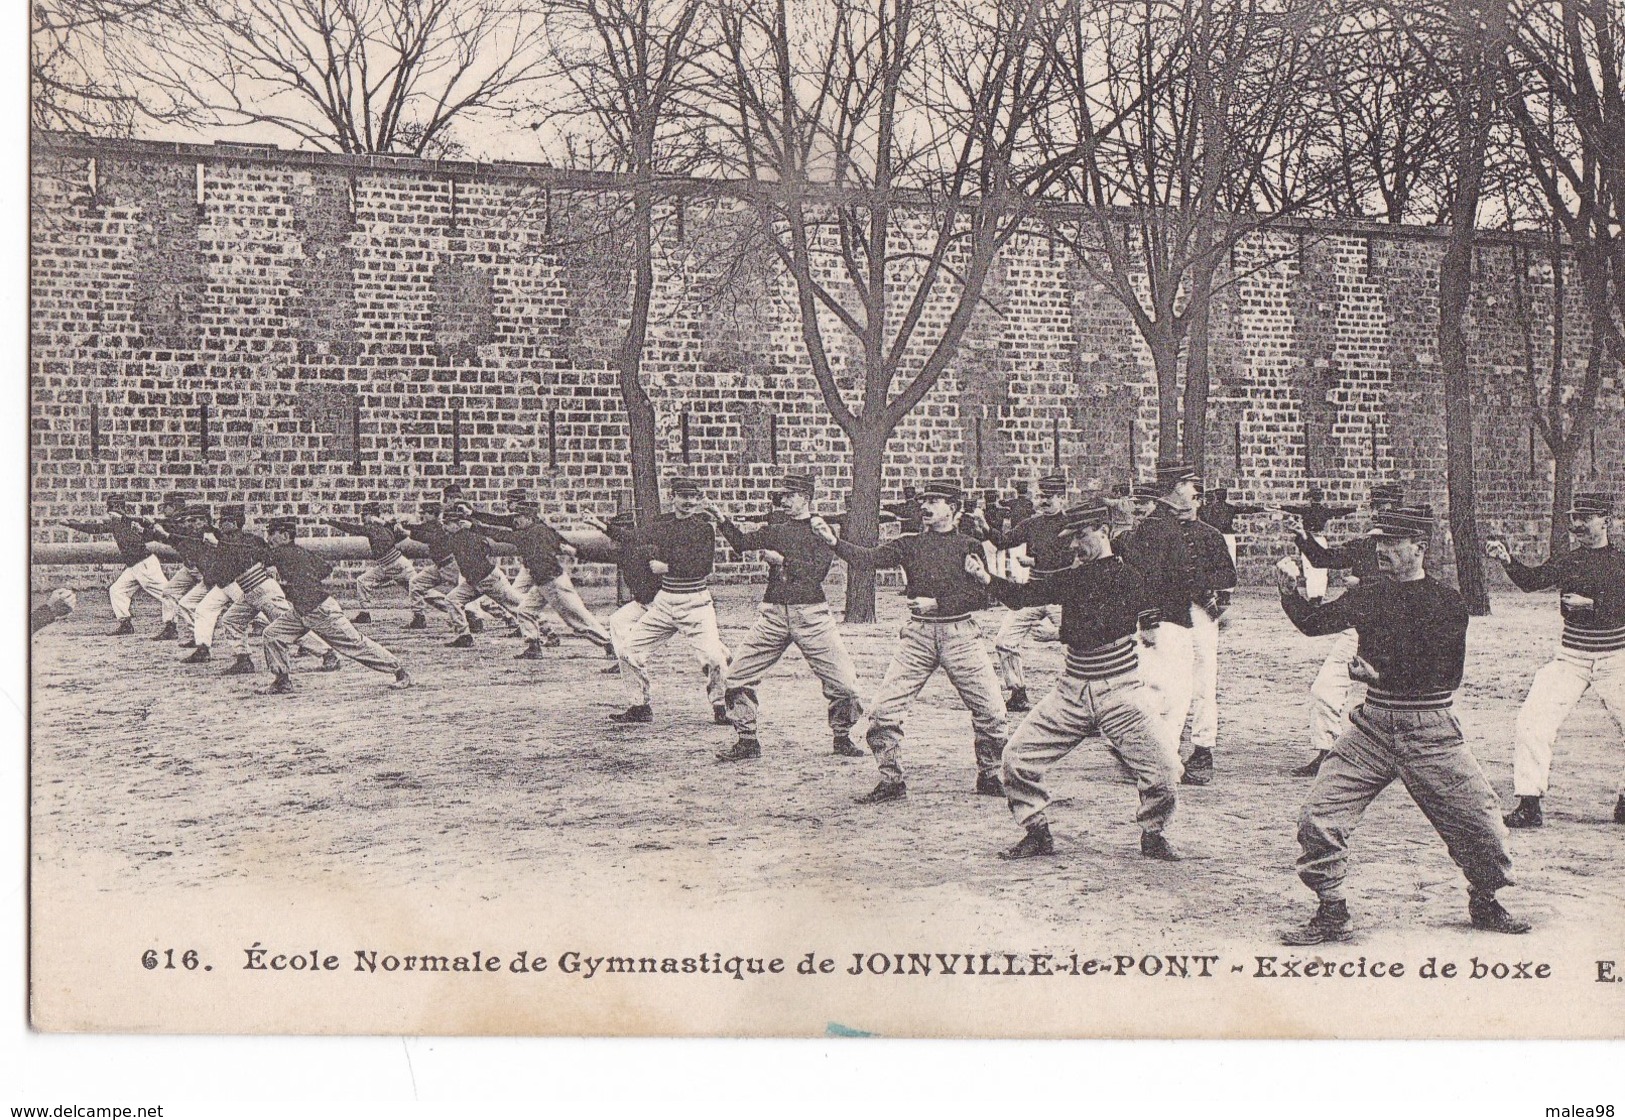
{"left": 33, "top": 130, "right": 1552, "bottom": 250}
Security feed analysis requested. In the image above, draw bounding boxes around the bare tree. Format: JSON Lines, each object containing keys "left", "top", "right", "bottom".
{"left": 1047, "top": 0, "right": 1332, "bottom": 470}
{"left": 32, "top": 0, "right": 193, "bottom": 134}
{"left": 1499, "top": 0, "right": 1625, "bottom": 547}
{"left": 532, "top": 0, "right": 713, "bottom": 520}
{"left": 142, "top": 0, "right": 550, "bottom": 156}
{"left": 1405, "top": 0, "right": 1510, "bottom": 614}
{"left": 706, "top": 0, "right": 1079, "bottom": 621}
{"left": 1311, "top": 2, "right": 1455, "bottom": 223}
{"left": 1508, "top": 229, "right": 1612, "bottom": 549}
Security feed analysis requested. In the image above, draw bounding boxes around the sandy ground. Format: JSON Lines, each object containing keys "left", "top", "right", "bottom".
{"left": 25, "top": 571, "right": 1625, "bottom": 1035}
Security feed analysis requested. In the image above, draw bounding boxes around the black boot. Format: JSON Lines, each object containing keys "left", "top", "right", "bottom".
{"left": 855, "top": 780, "right": 906, "bottom": 804}
{"left": 1615, "top": 795, "right": 1625, "bottom": 825}
{"left": 1005, "top": 686, "right": 1030, "bottom": 713}
{"left": 1140, "top": 832, "right": 1182, "bottom": 861}
{"left": 1503, "top": 795, "right": 1543, "bottom": 829}
{"left": 319, "top": 652, "right": 342, "bottom": 672}
{"left": 222, "top": 654, "right": 256, "bottom": 676}
{"left": 109, "top": 619, "right": 135, "bottom": 636}
{"left": 1281, "top": 899, "right": 1352, "bottom": 945}
{"left": 997, "top": 822, "right": 1054, "bottom": 860}
{"left": 1469, "top": 891, "right": 1532, "bottom": 934}
{"left": 351, "top": 610, "right": 372, "bottom": 624}
{"left": 390, "top": 669, "right": 414, "bottom": 690}
{"left": 404, "top": 613, "right": 428, "bottom": 631}
{"left": 151, "top": 621, "right": 178, "bottom": 641}
{"left": 610, "top": 704, "right": 653, "bottom": 724}
{"left": 467, "top": 616, "right": 485, "bottom": 634}
{"left": 832, "top": 733, "right": 865, "bottom": 757}
{"left": 712, "top": 703, "right": 730, "bottom": 725}
{"left": 181, "top": 644, "right": 210, "bottom": 664}
{"left": 447, "top": 633, "right": 474, "bottom": 649}
{"left": 514, "top": 640, "right": 545, "bottom": 660}
{"left": 716, "top": 738, "right": 762, "bottom": 762}
{"left": 975, "top": 772, "right": 1005, "bottom": 797}
{"left": 1181, "top": 747, "right": 1214, "bottom": 786}
{"left": 257, "top": 673, "right": 295, "bottom": 696}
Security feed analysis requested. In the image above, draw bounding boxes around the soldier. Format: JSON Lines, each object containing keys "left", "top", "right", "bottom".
{"left": 440, "top": 502, "right": 531, "bottom": 649}
{"left": 398, "top": 499, "right": 454, "bottom": 631}
{"left": 579, "top": 509, "right": 660, "bottom": 677}
{"left": 1285, "top": 488, "right": 1358, "bottom": 601}
{"left": 608, "top": 476, "right": 732, "bottom": 725}
{"left": 437, "top": 483, "right": 494, "bottom": 634}
{"left": 1004, "top": 485, "right": 1036, "bottom": 528}
{"left": 1290, "top": 482, "right": 1405, "bottom": 777}
{"left": 323, "top": 502, "right": 413, "bottom": 624}
{"left": 1115, "top": 463, "right": 1205, "bottom": 779}
{"left": 180, "top": 504, "right": 268, "bottom": 667}
{"left": 965, "top": 497, "right": 1182, "bottom": 860}
{"left": 1173, "top": 476, "right": 1238, "bottom": 786}
{"left": 260, "top": 517, "right": 413, "bottom": 694}
{"left": 972, "top": 473, "right": 1072, "bottom": 713}
{"left": 59, "top": 496, "right": 167, "bottom": 635}
{"left": 812, "top": 478, "right": 1007, "bottom": 803}
{"left": 213, "top": 509, "right": 334, "bottom": 676}
{"left": 883, "top": 486, "right": 924, "bottom": 534}
{"left": 707, "top": 473, "right": 865, "bottom": 762}
{"left": 469, "top": 498, "right": 568, "bottom": 659}
{"left": 1198, "top": 482, "right": 1266, "bottom": 566}
{"left": 1276, "top": 505, "right": 1528, "bottom": 943}
{"left": 149, "top": 497, "right": 212, "bottom": 647}
{"left": 1488, "top": 492, "right": 1625, "bottom": 828}
{"left": 474, "top": 491, "right": 614, "bottom": 655}
{"left": 145, "top": 492, "right": 195, "bottom": 642}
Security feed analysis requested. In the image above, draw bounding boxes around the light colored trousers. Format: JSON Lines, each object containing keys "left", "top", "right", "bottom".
{"left": 1001, "top": 671, "right": 1180, "bottom": 834}
{"left": 1512, "top": 647, "right": 1625, "bottom": 798}
{"left": 446, "top": 570, "right": 534, "bottom": 640}
{"left": 1223, "top": 534, "right": 1238, "bottom": 566}
{"left": 994, "top": 604, "right": 1063, "bottom": 692}
{"left": 515, "top": 566, "right": 611, "bottom": 646}
{"left": 611, "top": 601, "right": 724, "bottom": 698}
{"left": 414, "top": 559, "right": 498, "bottom": 624}
{"left": 1303, "top": 535, "right": 1330, "bottom": 599}
{"left": 1187, "top": 604, "right": 1220, "bottom": 753}
{"left": 264, "top": 597, "right": 401, "bottom": 677}
{"left": 192, "top": 584, "right": 234, "bottom": 647}
{"left": 620, "top": 589, "right": 731, "bottom": 708}
{"left": 1309, "top": 628, "right": 1364, "bottom": 755}
{"left": 217, "top": 578, "right": 329, "bottom": 658}
{"left": 723, "top": 602, "right": 863, "bottom": 738}
{"left": 866, "top": 618, "right": 1008, "bottom": 783}
{"left": 1298, "top": 704, "right": 1513, "bottom": 903}
{"left": 357, "top": 555, "right": 415, "bottom": 608}
{"left": 110, "top": 555, "right": 167, "bottom": 620}
{"left": 160, "top": 567, "right": 201, "bottom": 627}
{"left": 1137, "top": 615, "right": 1195, "bottom": 753}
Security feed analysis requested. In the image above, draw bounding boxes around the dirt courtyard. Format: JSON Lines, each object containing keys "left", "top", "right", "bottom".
{"left": 30, "top": 568, "right": 1624, "bottom": 954}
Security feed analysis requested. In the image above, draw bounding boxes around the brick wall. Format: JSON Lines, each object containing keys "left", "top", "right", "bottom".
{"left": 31, "top": 135, "right": 1625, "bottom": 589}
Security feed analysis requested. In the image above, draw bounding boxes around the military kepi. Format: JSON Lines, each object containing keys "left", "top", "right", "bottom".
{"left": 1155, "top": 461, "right": 1197, "bottom": 490}
{"left": 919, "top": 479, "right": 964, "bottom": 503}
{"left": 1370, "top": 505, "right": 1435, "bottom": 539}
{"left": 1570, "top": 492, "right": 1614, "bottom": 517}
{"left": 1037, "top": 473, "right": 1068, "bottom": 496}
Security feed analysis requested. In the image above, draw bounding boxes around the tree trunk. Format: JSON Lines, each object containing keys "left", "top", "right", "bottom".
{"left": 1437, "top": 0, "right": 1501, "bottom": 616}
{"left": 841, "top": 423, "right": 887, "bottom": 623}
{"left": 1439, "top": 224, "right": 1490, "bottom": 613}
{"left": 1182, "top": 257, "right": 1217, "bottom": 473}
{"left": 1150, "top": 332, "right": 1182, "bottom": 462}
{"left": 618, "top": 172, "right": 662, "bottom": 521}
{"left": 1549, "top": 440, "right": 1576, "bottom": 555}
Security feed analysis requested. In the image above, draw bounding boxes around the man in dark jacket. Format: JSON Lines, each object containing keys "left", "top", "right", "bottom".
{"left": 814, "top": 478, "right": 1007, "bottom": 803}
{"left": 60, "top": 495, "right": 167, "bottom": 635}
{"left": 324, "top": 501, "right": 412, "bottom": 624}
{"left": 708, "top": 472, "right": 864, "bottom": 762}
